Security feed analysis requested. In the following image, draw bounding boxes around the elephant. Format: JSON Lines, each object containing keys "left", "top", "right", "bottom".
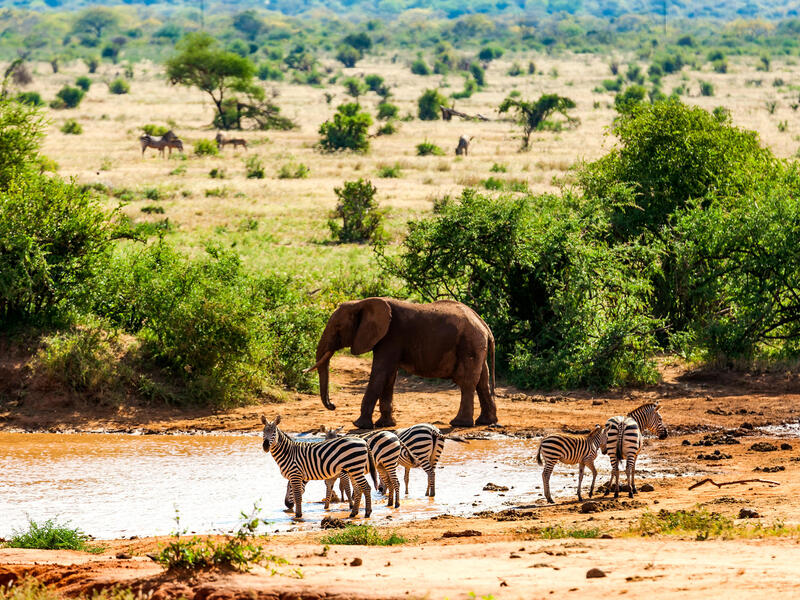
{"left": 303, "top": 297, "right": 496, "bottom": 429}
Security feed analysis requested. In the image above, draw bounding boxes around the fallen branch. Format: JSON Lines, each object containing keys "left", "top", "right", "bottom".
{"left": 688, "top": 477, "right": 780, "bottom": 490}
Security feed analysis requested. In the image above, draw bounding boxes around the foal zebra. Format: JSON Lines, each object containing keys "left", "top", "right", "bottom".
{"left": 536, "top": 424, "right": 607, "bottom": 503}
{"left": 261, "top": 415, "right": 377, "bottom": 518}
{"left": 602, "top": 402, "right": 668, "bottom": 498}
{"left": 396, "top": 423, "right": 446, "bottom": 497}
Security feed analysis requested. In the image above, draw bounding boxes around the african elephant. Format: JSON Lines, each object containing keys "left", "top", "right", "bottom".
{"left": 304, "top": 297, "right": 496, "bottom": 429}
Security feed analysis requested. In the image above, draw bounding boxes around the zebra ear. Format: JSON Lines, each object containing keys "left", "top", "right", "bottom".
{"left": 260, "top": 414, "right": 267, "bottom": 425}
{"left": 275, "top": 414, "right": 282, "bottom": 426}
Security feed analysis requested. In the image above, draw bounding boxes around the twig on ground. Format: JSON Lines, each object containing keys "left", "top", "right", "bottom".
{"left": 688, "top": 477, "right": 780, "bottom": 490}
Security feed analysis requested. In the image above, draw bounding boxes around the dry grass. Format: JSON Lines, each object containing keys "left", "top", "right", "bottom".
{"left": 19, "top": 54, "right": 800, "bottom": 283}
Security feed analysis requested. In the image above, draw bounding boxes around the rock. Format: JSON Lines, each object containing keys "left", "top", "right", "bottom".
{"left": 483, "top": 483, "right": 510, "bottom": 492}
{"left": 592, "top": 400, "right": 603, "bottom": 406}
{"left": 640, "top": 483, "right": 655, "bottom": 492}
{"left": 740, "top": 422, "right": 754, "bottom": 430}
{"left": 750, "top": 442, "right": 778, "bottom": 452}
{"left": 321, "top": 516, "right": 348, "bottom": 529}
{"left": 682, "top": 440, "right": 691, "bottom": 446}
{"left": 350, "top": 558, "right": 363, "bottom": 567}
{"left": 580, "top": 501, "right": 601, "bottom": 513}
{"left": 586, "top": 568, "right": 606, "bottom": 579}
{"left": 600, "top": 534, "right": 614, "bottom": 539}
{"left": 442, "top": 530, "right": 482, "bottom": 538}
{"left": 738, "top": 508, "right": 760, "bottom": 519}
{"left": 693, "top": 432, "right": 741, "bottom": 446}
{"left": 781, "top": 443, "right": 793, "bottom": 450}
{"left": 115, "top": 553, "right": 132, "bottom": 560}
{"left": 697, "top": 449, "right": 732, "bottom": 460}
{"left": 754, "top": 465, "right": 785, "bottom": 473}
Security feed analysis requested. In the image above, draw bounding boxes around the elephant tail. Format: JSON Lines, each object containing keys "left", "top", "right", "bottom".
{"left": 367, "top": 447, "right": 379, "bottom": 489}
{"left": 489, "top": 333, "right": 496, "bottom": 399}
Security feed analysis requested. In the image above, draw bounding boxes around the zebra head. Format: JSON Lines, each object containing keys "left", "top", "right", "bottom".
{"left": 320, "top": 425, "right": 344, "bottom": 440}
{"left": 588, "top": 423, "right": 607, "bottom": 449}
{"left": 639, "top": 403, "right": 668, "bottom": 440}
{"left": 260, "top": 414, "right": 282, "bottom": 452}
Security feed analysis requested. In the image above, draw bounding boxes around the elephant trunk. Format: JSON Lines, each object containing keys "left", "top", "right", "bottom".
{"left": 318, "top": 359, "right": 335, "bottom": 411}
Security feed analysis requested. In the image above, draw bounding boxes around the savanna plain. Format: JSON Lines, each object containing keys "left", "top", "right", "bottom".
{"left": 4, "top": 49, "right": 800, "bottom": 599}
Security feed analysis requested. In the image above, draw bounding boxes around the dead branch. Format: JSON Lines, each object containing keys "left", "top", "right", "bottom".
{"left": 688, "top": 477, "right": 780, "bottom": 490}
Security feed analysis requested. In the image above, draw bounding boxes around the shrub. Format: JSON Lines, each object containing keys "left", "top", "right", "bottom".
{"left": 142, "top": 123, "right": 169, "bottom": 136}
{"left": 60, "top": 119, "right": 83, "bottom": 135}
{"left": 469, "top": 62, "right": 486, "bottom": 87}
{"left": 498, "top": 94, "right": 578, "bottom": 149}
{"left": 410, "top": 58, "right": 431, "bottom": 75}
{"left": 244, "top": 155, "right": 265, "bottom": 179}
{"left": 416, "top": 141, "right": 444, "bottom": 156}
{"left": 277, "top": 162, "right": 309, "bottom": 179}
{"left": 417, "top": 89, "right": 447, "bottom": 121}
{"left": 378, "top": 190, "right": 660, "bottom": 389}
{"left": 15, "top": 91, "right": 43, "bottom": 106}
{"left": 328, "top": 178, "right": 386, "bottom": 243}
{"left": 336, "top": 45, "right": 361, "bottom": 68}
{"left": 318, "top": 102, "right": 372, "bottom": 153}
{"left": 507, "top": 62, "right": 523, "bottom": 77}
{"left": 109, "top": 78, "right": 130, "bottom": 94}
{"left": 376, "top": 122, "right": 397, "bottom": 136}
{"left": 477, "top": 45, "right": 503, "bottom": 62}
{"left": 209, "top": 167, "right": 225, "bottom": 179}
{"left": 377, "top": 163, "right": 402, "bottom": 178}
{"left": 51, "top": 85, "right": 84, "bottom": 109}
{"left": 257, "top": 62, "right": 283, "bottom": 81}
{"left": 320, "top": 525, "right": 407, "bottom": 546}
{"left": 364, "top": 74, "right": 384, "bottom": 93}
{"left": 194, "top": 138, "right": 219, "bottom": 156}
{"left": 699, "top": 81, "right": 715, "bottom": 96}
{"left": 712, "top": 59, "right": 728, "bottom": 73}
{"left": 539, "top": 526, "right": 601, "bottom": 539}
{"left": 75, "top": 76, "right": 91, "bottom": 91}
{"left": 8, "top": 518, "right": 102, "bottom": 552}
{"left": 377, "top": 101, "right": 398, "bottom": 120}
{"left": 614, "top": 85, "right": 647, "bottom": 113}
{"left": 490, "top": 163, "right": 507, "bottom": 173}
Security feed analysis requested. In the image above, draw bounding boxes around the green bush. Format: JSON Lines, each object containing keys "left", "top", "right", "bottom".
{"left": 417, "top": 88, "right": 447, "bottom": 121}
{"left": 16, "top": 91, "right": 43, "bottom": 106}
{"left": 194, "top": 138, "right": 219, "bottom": 156}
{"left": 8, "top": 518, "right": 102, "bottom": 553}
{"left": 318, "top": 102, "right": 372, "bottom": 153}
{"left": 376, "top": 122, "right": 397, "bottom": 136}
{"left": 109, "top": 78, "right": 130, "bottom": 94}
{"left": 320, "top": 525, "right": 407, "bottom": 546}
{"left": 377, "top": 163, "right": 402, "bottom": 178}
{"left": 75, "top": 76, "right": 91, "bottom": 91}
{"left": 336, "top": 44, "right": 361, "bottom": 68}
{"left": 257, "top": 62, "right": 284, "bottom": 81}
{"left": 209, "top": 167, "right": 226, "bottom": 179}
{"left": 328, "top": 178, "right": 386, "bottom": 244}
{"left": 364, "top": 74, "right": 384, "bottom": 93}
{"left": 51, "top": 85, "right": 84, "bottom": 109}
{"left": 469, "top": 62, "right": 486, "bottom": 87}
{"left": 277, "top": 162, "right": 309, "bottom": 179}
{"left": 615, "top": 85, "right": 647, "bottom": 113}
{"left": 0, "top": 97, "right": 46, "bottom": 187}
{"left": 699, "top": 80, "right": 715, "bottom": 96}
{"left": 477, "top": 45, "right": 503, "bottom": 62}
{"left": 377, "top": 101, "right": 399, "bottom": 121}
{"left": 60, "top": 119, "right": 83, "bottom": 135}
{"left": 143, "top": 123, "right": 170, "bottom": 136}
{"left": 416, "top": 141, "right": 444, "bottom": 156}
{"left": 410, "top": 58, "right": 431, "bottom": 75}
{"left": 244, "top": 155, "right": 265, "bottom": 179}
{"left": 378, "top": 189, "right": 660, "bottom": 389}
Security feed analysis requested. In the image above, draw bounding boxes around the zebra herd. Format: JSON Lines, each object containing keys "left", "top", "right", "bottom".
{"left": 537, "top": 402, "right": 668, "bottom": 504}
{"left": 260, "top": 402, "right": 667, "bottom": 519}
{"left": 138, "top": 130, "right": 247, "bottom": 157}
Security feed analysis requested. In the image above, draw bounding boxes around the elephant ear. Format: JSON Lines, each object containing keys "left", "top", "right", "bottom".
{"left": 351, "top": 298, "right": 392, "bottom": 355}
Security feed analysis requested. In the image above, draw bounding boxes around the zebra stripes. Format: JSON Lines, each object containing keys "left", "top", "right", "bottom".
{"left": 603, "top": 402, "right": 668, "bottom": 498}
{"left": 536, "top": 424, "right": 607, "bottom": 503}
{"left": 140, "top": 130, "right": 183, "bottom": 157}
{"left": 396, "top": 424, "right": 446, "bottom": 497}
{"left": 261, "top": 415, "right": 377, "bottom": 518}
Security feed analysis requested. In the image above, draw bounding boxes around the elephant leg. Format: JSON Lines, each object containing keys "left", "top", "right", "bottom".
{"left": 375, "top": 368, "right": 398, "bottom": 428}
{"left": 450, "top": 380, "right": 478, "bottom": 427}
{"left": 354, "top": 362, "right": 392, "bottom": 430}
{"left": 475, "top": 361, "right": 497, "bottom": 425}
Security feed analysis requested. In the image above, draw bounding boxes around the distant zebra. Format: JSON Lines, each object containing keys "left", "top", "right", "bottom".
{"left": 396, "top": 423, "right": 447, "bottom": 497}
{"left": 140, "top": 130, "right": 183, "bottom": 157}
{"left": 455, "top": 135, "right": 472, "bottom": 156}
{"left": 536, "top": 424, "right": 607, "bottom": 503}
{"left": 602, "top": 402, "right": 668, "bottom": 498}
{"left": 260, "top": 415, "right": 377, "bottom": 518}
{"left": 216, "top": 132, "right": 247, "bottom": 151}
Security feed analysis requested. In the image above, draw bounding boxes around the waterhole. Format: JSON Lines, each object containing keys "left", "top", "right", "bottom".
{"left": 0, "top": 432, "right": 672, "bottom": 538}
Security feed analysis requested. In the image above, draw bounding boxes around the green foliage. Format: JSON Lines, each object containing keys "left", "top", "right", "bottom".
{"left": 328, "top": 178, "right": 386, "bottom": 244}
{"left": 258, "top": 62, "right": 284, "bottom": 81}
{"left": 481, "top": 177, "right": 528, "bottom": 192}
{"left": 15, "top": 92, "right": 43, "bottom": 107}
{"left": 699, "top": 80, "right": 715, "bottom": 96}
{"left": 194, "top": 138, "right": 219, "bottom": 156}
{"left": 336, "top": 45, "right": 361, "bottom": 68}
{"left": 635, "top": 509, "right": 734, "bottom": 540}
{"left": 469, "top": 62, "right": 486, "bottom": 87}
{"left": 615, "top": 85, "right": 647, "bottom": 113}
{"left": 244, "top": 155, "right": 265, "bottom": 179}
{"left": 142, "top": 123, "right": 169, "bottom": 136}
{"left": 364, "top": 74, "right": 384, "bottom": 93}
{"left": 60, "top": 119, "right": 83, "bottom": 134}
{"left": 498, "top": 93, "right": 578, "bottom": 149}
{"left": 277, "top": 162, "right": 310, "bottom": 179}
{"left": 378, "top": 190, "right": 660, "bottom": 389}
{"left": 8, "top": 518, "right": 103, "bottom": 553}
{"left": 318, "top": 102, "right": 372, "bottom": 153}
{"left": 51, "top": 85, "right": 84, "bottom": 109}
{"left": 320, "top": 525, "right": 407, "bottom": 546}
{"left": 539, "top": 525, "right": 602, "bottom": 539}
{"left": 477, "top": 44, "right": 503, "bottom": 62}
{"left": 0, "top": 578, "right": 60, "bottom": 600}
{"left": 341, "top": 76, "right": 367, "bottom": 101}
{"left": 377, "top": 101, "right": 399, "bottom": 120}
{"left": 410, "top": 58, "right": 431, "bottom": 76}
{"left": 377, "top": 163, "right": 402, "bottom": 178}
{"left": 75, "top": 76, "right": 91, "bottom": 91}
{"left": 109, "top": 78, "right": 130, "bottom": 94}
{"left": 490, "top": 163, "right": 507, "bottom": 173}
{"left": 418, "top": 88, "right": 447, "bottom": 120}
{"left": 416, "top": 141, "right": 445, "bottom": 156}
{"left": 0, "top": 97, "right": 45, "bottom": 187}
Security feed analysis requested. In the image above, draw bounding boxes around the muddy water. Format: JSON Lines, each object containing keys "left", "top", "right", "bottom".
{"left": 0, "top": 432, "right": 667, "bottom": 539}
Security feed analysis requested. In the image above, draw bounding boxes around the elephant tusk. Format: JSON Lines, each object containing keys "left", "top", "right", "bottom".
{"left": 303, "top": 351, "right": 333, "bottom": 373}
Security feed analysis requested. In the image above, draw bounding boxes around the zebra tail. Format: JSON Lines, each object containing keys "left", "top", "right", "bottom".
{"left": 615, "top": 421, "right": 625, "bottom": 464}
{"left": 367, "top": 447, "right": 379, "bottom": 489}
{"left": 536, "top": 442, "right": 543, "bottom": 466}
{"left": 399, "top": 440, "right": 421, "bottom": 466}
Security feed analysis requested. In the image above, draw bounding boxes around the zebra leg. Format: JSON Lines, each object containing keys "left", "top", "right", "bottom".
{"left": 577, "top": 463, "right": 585, "bottom": 502}
{"left": 630, "top": 454, "right": 639, "bottom": 495}
{"left": 284, "top": 481, "right": 294, "bottom": 510}
{"left": 291, "top": 478, "right": 304, "bottom": 518}
{"left": 377, "top": 465, "right": 392, "bottom": 506}
{"left": 613, "top": 460, "right": 621, "bottom": 499}
{"left": 626, "top": 455, "right": 636, "bottom": 498}
{"left": 588, "top": 461, "right": 598, "bottom": 498}
{"left": 348, "top": 473, "right": 372, "bottom": 518}
{"left": 339, "top": 473, "right": 353, "bottom": 508}
{"left": 324, "top": 477, "right": 336, "bottom": 509}
{"left": 542, "top": 461, "right": 554, "bottom": 503}
{"left": 404, "top": 466, "right": 410, "bottom": 495}
{"left": 386, "top": 465, "right": 401, "bottom": 508}
{"left": 425, "top": 464, "right": 436, "bottom": 497}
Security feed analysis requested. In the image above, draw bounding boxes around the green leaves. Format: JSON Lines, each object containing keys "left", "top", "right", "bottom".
{"left": 318, "top": 102, "right": 372, "bottom": 152}
{"left": 498, "top": 93, "right": 578, "bottom": 149}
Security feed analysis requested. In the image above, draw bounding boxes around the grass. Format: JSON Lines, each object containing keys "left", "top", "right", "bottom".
{"left": 538, "top": 525, "right": 602, "bottom": 539}
{"left": 632, "top": 508, "right": 800, "bottom": 541}
{"left": 6, "top": 518, "right": 104, "bottom": 553}
{"left": 0, "top": 578, "right": 142, "bottom": 600}
{"left": 319, "top": 525, "right": 408, "bottom": 546}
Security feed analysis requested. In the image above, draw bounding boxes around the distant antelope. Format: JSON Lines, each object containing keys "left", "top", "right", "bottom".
{"left": 140, "top": 130, "right": 183, "bottom": 157}
{"left": 215, "top": 132, "right": 247, "bottom": 151}
{"left": 455, "top": 135, "right": 473, "bottom": 156}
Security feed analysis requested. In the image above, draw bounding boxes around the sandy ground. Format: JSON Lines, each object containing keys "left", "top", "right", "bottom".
{"left": 3, "top": 353, "right": 800, "bottom": 598}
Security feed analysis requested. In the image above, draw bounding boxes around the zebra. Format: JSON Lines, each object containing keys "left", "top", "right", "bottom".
{"left": 140, "top": 130, "right": 183, "bottom": 157}
{"left": 260, "top": 415, "right": 377, "bottom": 518}
{"left": 395, "top": 423, "right": 447, "bottom": 497}
{"left": 536, "top": 424, "right": 607, "bottom": 504}
{"left": 455, "top": 135, "right": 473, "bottom": 156}
{"left": 602, "top": 402, "right": 668, "bottom": 498}
{"left": 216, "top": 132, "right": 247, "bottom": 151}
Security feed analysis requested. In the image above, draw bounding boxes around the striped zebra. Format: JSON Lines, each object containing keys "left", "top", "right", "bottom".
{"left": 140, "top": 130, "right": 183, "bottom": 157}
{"left": 395, "top": 424, "right": 447, "bottom": 497}
{"left": 260, "top": 415, "right": 377, "bottom": 518}
{"left": 602, "top": 402, "right": 668, "bottom": 498}
{"left": 536, "top": 424, "right": 607, "bottom": 503}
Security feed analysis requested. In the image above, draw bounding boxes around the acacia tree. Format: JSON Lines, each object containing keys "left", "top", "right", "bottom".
{"left": 498, "top": 94, "right": 578, "bottom": 149}
{"left": 166, "top": 33, "right": 256, "bottom": 129}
